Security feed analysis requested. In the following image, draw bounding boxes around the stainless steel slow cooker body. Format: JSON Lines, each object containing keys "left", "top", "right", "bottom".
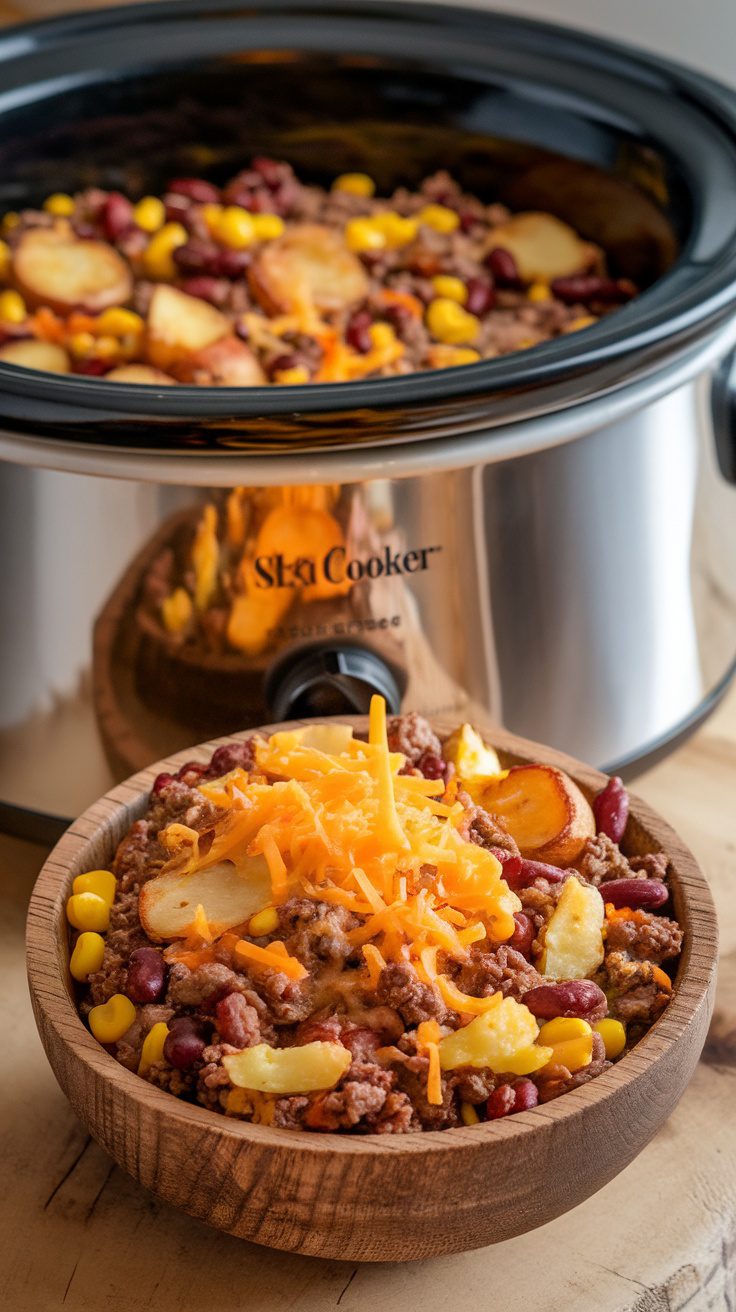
{"left": 0, "top": 0, "right": 735, "bottom": 839}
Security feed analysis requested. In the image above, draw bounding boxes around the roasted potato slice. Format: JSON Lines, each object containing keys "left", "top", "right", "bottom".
{"left": 146, "top": 284, "right": 230, "bottom": 370}
{"left": 487, "top": 212, "right": 595, "bottom": 283}
{"left": 139, "top": 855, "right": 272, "bottom": 941}
{"left": 249, "top": 223, "right": 369, "bottom": 314}
{"left": 443, "top": 723, "right": 503, "bottom": 799}
{"left": 0, "top": 339, "right": 70, "bottom": 373}
{"left": 12, "top": 226, "right": 132, "bottom": 314}
{"left": 541, "top": 877, "right": 605, "bottom": 979}
{"left": 106, "top": 364, "right": 176, "bottom": 384}
{"left": 188, "top": 335, "right": 267, "bottom": 387}
{"left": 223, "top": 1042, "right": 352, "bottom": 1093}
{"left": 480, "top": 764, "right": 595, "bottom": 866}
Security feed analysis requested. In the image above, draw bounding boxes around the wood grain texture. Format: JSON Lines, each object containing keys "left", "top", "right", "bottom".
{"left": 26, "top": 717, "right": 717, "bottom": 1263}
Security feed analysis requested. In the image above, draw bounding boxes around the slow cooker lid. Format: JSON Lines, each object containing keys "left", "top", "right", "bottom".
{"left": 0, "top": 0, "right": 735, "bottom": 454}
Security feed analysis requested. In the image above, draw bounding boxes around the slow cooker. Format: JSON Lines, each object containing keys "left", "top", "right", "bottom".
{"left": 1, "top": 0, "right": 735, "bottom": 841}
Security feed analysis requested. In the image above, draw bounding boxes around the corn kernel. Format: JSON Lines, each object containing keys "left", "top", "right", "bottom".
{"left": 252, "top": 213, "right": 285, "bottom": 241}
{"left": 460, "top": 1101, "right": 480, "bottom": 1126}
{"left": 538, "top": 1016, "right": 593, "bottom": 1073}
{"left": 537, "top": 1017, "right": 591, "bottom": 1044}
{"left": 0, "top": 239, "right": 10, "bottom": 278}
{"left": 2, "top": 211, "right": 19, "bottom": 232}
{"left": 43, "top": 192, "right": 75, "bottom": 217}
{"left": 430, "top": 345, "right": 481, "bottom": 368}
{"left": 69, "top": 931, "right": 106, "bottom": 982}
{"left": 89, "top": 993, "right": 136, "bottom": 1045}
{"left": 68, "top": 331, "right": 95, "bottom": 358}
{"left": 66, "top": 891, "right": 110, "bottom": 933}
{"left": 161, "top": 586, "right": 194, "bottom": 634}
{"left": 96, "top": 307, "right": 144, "bottom": 338}
{"left": 93, "top": 335, "right": 121, "bottom": 361}
{"left": 417, "top": 203, "right": 460, "bottom": 234}
{"left": 214, "top": 206, "right": 256, "bottom": 250}
{"left": 594, "top": 1018, "right": 626, "bottom": 1060}
{"left": 431, "top": 275, "right": 467, "bottom": 304}
{"left": 426, "top": 297, "right": 480, "bottom": 346}
{"left": 333, "top": 172, "right": 376, "bottom": 198}
{"left": 345, "top": 217, "right": 386, "bottom": 253}
{"left": 368, "top": 321, "right": 397, "bottom": 351}
{"left": 133, "top": 195, "right": 166, "bottom": 233}
{"left": 138, "top": 1021, "right": 169, "bottom": 1074}
{"left": 0, "top": 290, "right": 26, "bottom": 324}
{"left": 202, "top": 202, "right": 223, "bottom": 232}
{"left": 373, "top": 211, "right": 417, "bottom": 248}
{"left": 565, "top": 314, "right": 597, "bottom": 332}
{"left": 527, "top": 282, "right": 552, "bottom": 302}
{"left": 248, "top": 906, "right": 280, "bottom": 937}
{"left": 143, "top": 222, "right": 188, "bottom": 280}
{"left": 73, "top": 869, "right": 117, "bottom": 905}
{"left": 274, "top": 366, "right": 310, "bottom": 385}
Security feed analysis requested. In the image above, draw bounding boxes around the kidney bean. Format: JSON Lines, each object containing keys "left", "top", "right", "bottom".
{"left": 163, "top": 1017, "right": 207, "bottom": 1069}
{"left": 173, "top": 238, "right": 220, "bottom": 274}
{"left": 215, "top": 248, "right": 252, "bottom": 278}
{"left": 485, "top": 247, "right": 521, "bottom": 287}
{"left": 550, "top": 275, "right": 635, "bottom": 305}
{"left": 459, "top": 209, "right": 481, "bottom": 233}
{"left": 152, "top": 771, "right": 175, "bottom": 795}
{"left": 465, "top": 276, "right": 495, "bottom": 315}
{"left": 511, "top": 1078, "right": 539, "bottom": 1112}
{"left": 180, "top": 275, "right": 230, "bottom": 306}
{"left": 416, "top": 750, "right": 448, "bottom": 782}
{"left": 74, "top": 358, "right": 113, "bottom": 377}
{"left": 164, "top": 193, "right": 193, "bottom": 226}
{"left": 270, "top": 351, "right": 301, "bottom": 376}
{"left": 523, "top": 979, "right": 607, "bottom": 1022}
{"left": 168, "top": 177, "right": 221, "bottom": 204}
{"left": 126, "top": 947, "right": 167, "bottom": 1004}
{"left": 102, "top": 191, "right": 134, "bottom": 241}
{"left": 340, "top": 1025, "right": 382, "bottom": 1062}
{"left": 508, "top": 912, "right": 534, "bottom": 959}
{"left": 252, "top": 156, "right": 285, "bottom": 189}
{"left": 383, "top": 302, "right": 414, "bottom": 333}
{"left": 346, "top": 309, "right": 373, "bottom": 354}
{"left": 594, "top": 776, "right": 629, "bottom": 843}
{"left": 499, "top": 856, "right": 566, "bottom": 891}
{"left": 598, "top": 877, "right": 668, "bottom": 910}
{"left": 486, "top": 1084, "right": 516, "bottom": 1119}
{"left": 175, "top": 760, "right": 207, "bottom": 781}
{"left": 490, "top": 849, "right": 523, "bottom": 883}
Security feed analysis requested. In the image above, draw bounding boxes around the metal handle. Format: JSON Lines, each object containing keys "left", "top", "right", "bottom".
{"left": 712, "top": 347, "right": 736, "bottom": 485}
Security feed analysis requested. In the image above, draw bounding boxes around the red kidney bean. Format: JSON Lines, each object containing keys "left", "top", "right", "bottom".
{"left": 485, "top": 247, "right": 521, "bottom": 287}
{"left": 164, "top": 193, "right": 193, "bottom": 225}
{"left": 459, "top": 210, "right": 481, "bottom": 233}
{"left": 252, "top": 156, "right": 285, "bottom": 189}
{"left": 126, "top": 947, "right": 167, "bottom": 1004}
{"left": 74, "top": 358, "right": 113, "bottom": 377}
{"left": 102, "top": 191, "right": 134, "bottom": 241}
{"left": 215, "top": 248, "right": 252, "bottom": 278}
{"left": 180, "top": 275, "right": 230, "bottom": 306}
{"left": 383, "top": 301, "right": 414, "bottom": 333}
{"left": 163, "top": 1017, "right": 207, "bottom": 1070}
{"left": 511, "top": 1078, "right": 539, "bottom": 1112}
{"left": 175, "top": 760, "right": 207, "bottom": 781}
{"left": 340, "top": 1025, "right": 382, "bottom": 1062}
{"left": 499, "top": 856, "right": 566, "bottom": 890}
{"left": 168, "top": 177, "right": 221, "bottom": 204}
{"left": 508, "top": 912, "right": 534, "bottom": 959}
{"left": 465, "top": 276, "right": 495, "bottom": 315}
{"left": 486, "top": 1084, "right": 516, "bottom": 1119}
{"left": 173, "top": 238, "right": 220, "bottom": 274}
{"left": 346, "top": 309, "right": 373, "bottom": 354}
{"left": 270, "top": 351, "right": 301, "bottom": 376}
{"left": 523, "top": 979, "right": 607, "bottom": 1021}
{"left": 598, "top": 877, "right": 668, "bottom": 910}
{"left": 490, "top": 849, "right": 523, "bottom": 883}
{"left": 416, "top": 750, "right": 447, "bottom": 782}
{"left": 550, "top": 275, "right": 636, "bottom": 305}
{"left": 594, "top": 776, "right": 629, "bottom": 843}
{"left": 152, "top": 771, "right": 175, "bottom": 795}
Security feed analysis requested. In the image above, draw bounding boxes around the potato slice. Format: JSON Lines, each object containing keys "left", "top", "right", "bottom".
{"left": 223, "top": 1041, "right": 351, "bottom": 1092}
{"left": 139, "top": 854, "right": 272, "bottom": 941}
{"left": 106, "top": 364, "right": 176, "bottom": 384}
{"left": 487, "top": 212, "right": 594, "bottom": 283}
{"left": 146, "top": 284, "right": 229, "bottom": 370}
{"left": 293, "top": 723, "right": 354, "bottom": 753}
{"left": 0, "top": 339, "right": 70, "bottom": 374}
{"left": 541, "top": 877, "right": 605, "bottom": 980}
{"left": 188, "top": 335, "right": 267, "bottom": 387}
{"left": 443, "top": 723, "right": 503, "bottom": 799}
{"left": 249, "top": 223, "right": 369, "bottom": 314}
{"left": 12, "top": 226, "right": 132, "bottom": 314}
{"left": 480, "top": 765, "right": 595, "bottom": 866}
{"left": 438, "top": 997, "right": 552, "bottom": 1075}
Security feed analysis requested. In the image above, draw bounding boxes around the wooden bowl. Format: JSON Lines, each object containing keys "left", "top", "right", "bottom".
{"left": 26, "top": 718, "right": 717, "bottom": 1262}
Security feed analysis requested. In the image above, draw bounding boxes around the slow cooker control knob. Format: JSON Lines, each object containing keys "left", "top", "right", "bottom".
{"left": 265, "top": 646, "right": 402, "bottom": 721}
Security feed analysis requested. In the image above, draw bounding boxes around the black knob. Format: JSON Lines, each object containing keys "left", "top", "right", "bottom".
{"left": 265, "top": 645, "right": 402, "bottom": 721}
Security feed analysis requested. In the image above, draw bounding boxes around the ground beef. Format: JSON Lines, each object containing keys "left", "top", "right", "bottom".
{"left": 535, "top": 1031, "right": 609, "bottom": 1102}
{"left": 395, "top": 1054, "right": 460, "bottom": 1130}
{"left": 305, "top": 1061, "right": 394, "bottom": 1131}
{"left": 278, "top": 897, "right": 359, "bottom": 969}
{"left": 448, "top": 1066, "right": 497, "bottom": 1104}
{"left": 167, "top": 961, "right": 247, "bottom": 1008}
{"left": 461, "top": 802, "right": 520, "bottom": 858}
{"left": 376, "top": 961, "right": 450, "bottom": 1026}
{"left": 630, "top": 852, "right": 670, "bottom": 881}
{"left": 272, "top": 1096, "right": 311, "bottom": 1129}
{"left": 115, "top": 1003, "right": 175, "bottom": 1071}
{"left": 247, "top": 968, "right": 313, "bottom": 1025}
{"left": 215, "top": 993, "right": 261, "bottom": 1048}
{"left": 601, "top": 952, "right": 671, "bottom": 1025}
{"left": 578, "top": 834, "right": 635, "bottom": 885}
{"left": 387, "top": 711, "right": 442, "bottom": 765}
{"left": 84, "top": 889, "right": 149, "bottom": 1007}
{"left": 605, "top": 912, "right": 682, "bottom": 963}
{"left": 453, "top": 945, "right": 542, "bottom": 1000}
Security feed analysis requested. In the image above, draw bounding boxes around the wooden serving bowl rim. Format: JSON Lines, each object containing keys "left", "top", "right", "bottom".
{"left": 27, "top": 717, "right": 717, "bottom": 1165}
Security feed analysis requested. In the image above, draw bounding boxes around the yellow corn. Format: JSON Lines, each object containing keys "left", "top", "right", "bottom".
{"left": 333, "top": 172, "right": 376, "bottom": 198}
{"left": 373, "top": 211, "right": 417, "bottom": 248}
{"left": 89, "top": 993, "right": 136, "bottom": 1045}
{"left": 138, "top": 1021, "right": 169, "bottom": 1074}
{"left": 0, "top": 239, "right": 10, "bottom": 278}
{"left": 133, "top": 195, "right": 166, "bottom": 233}
{"left": 460, "top": 1101, "right": 480, "bottom": 1126}
{"left": 344, "top": 217, "right": 386, "bottom": 253}
{"left": 538, "top": 1016, "right": 593, "bottom": 1073}
{"left": 0, "top": 290, "right": 26, "bottom": 324}
{"left": 368, "top": 321, "right": 397, "bottom": 351}
{"left": 594, "top": 1018, "right": 626, "bottom": 1060}
{"left": 68, "top": 331, "right": 95, "bottom": 358}
{"left": 430, "top": 345, "right": 481, "bottom": 368}
{"left": 417, "top": 203, "right": 460, "bottom": 234}
{"left": 202, "top": 202, "right": 224, "bottom": 232}
{"left": 69, "top": 931, "right": 106, "bottom": 982}
{"left": 43, "top": 192, "right": 75, "bottom": 217}
{"left": 143, "top": 222, "right": 188, "bottom": 280}
{"left": 73, "top": 869, "right": 117, "bottom": 905}
{"left": 93, "top": 335, "right": 121, "bottom": 361}
{"left": 213, "top": 206, "right": 256, "bottom": 250}
{"left": 527, "top": 282, "right": 552, "bottom": 302}
{"left": 566, "top": 314, "right": 597, "bottom": 332}
{"left": 274, "top": 366, "right": 310, "bottom": 385}
{"left": 252, "top": 213, "right": 285, "bottom": 241}
{"left": 96, "top": 307, "right": 144, "bottom": 338}
{"left": 161, "top": 586, "right": 194, "bottom": 634}
{"left": 248, "top": 906, "right": 280, "bottom": 937}
{"left": 66, "top": 891, "right": 110, "bottom": 933}
{"left": 426, "top": 297, "right": 480, "bottom": 346}
{"left": 431, "top": 275, "right": 467, "bottom": 304}
{"left": 2, "top": 211, "right": 19, "bottom": 232}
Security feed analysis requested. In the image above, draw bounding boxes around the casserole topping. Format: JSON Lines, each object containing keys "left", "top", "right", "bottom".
{"left": 0, "top": 160, "right": 636, "bottom": 384}
{"left": 73, "top": 700, "right": 682, "bottom": 1132}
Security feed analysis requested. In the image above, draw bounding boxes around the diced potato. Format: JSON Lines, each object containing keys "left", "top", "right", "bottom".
{"left": 12, "top": 226, "right": 132, "bottom": 313}
{"left": 541, "top": 877, "right": 605, "bottom": 980}
{"left": 139, "top": 854, "right": 272, "bottom": 940}
{"left": 487, "top": 212, "right": 594, "bottom": 283}
{"left": 146, "top": 284, "right": 229, "bottom": 369}
{"left": 0, "top": 339, "right": 70, "bottom": 374}
{"left": 443, "top": 723, "right": 503, "bottom": 799}
{"left": 249, "top": 223, "right": 369, "bottom": 314}
{"left": 438, "top": 996, "right": 552, "bottom": 1075}
{"left": 188, "top": 335, "right": 267, "bottom": 387}
{"left": 223, "top": 1041, "right": 352, "bottom": 1092}
{"left": 480, "top": 764, "right": 595, "bottom": 866}
{"left": 106, "top": 364, "right": 176, "bottom": 384}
